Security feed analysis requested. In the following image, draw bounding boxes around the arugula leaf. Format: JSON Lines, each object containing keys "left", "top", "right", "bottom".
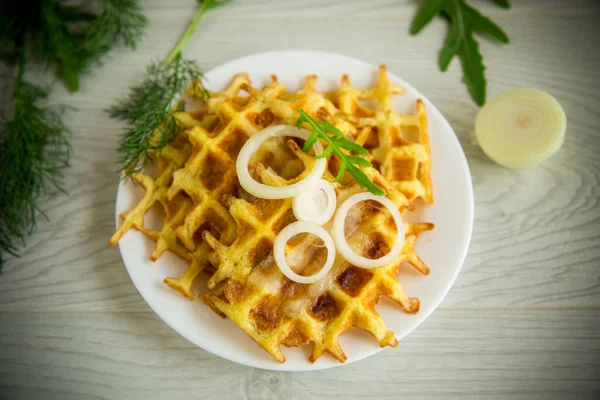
{"left": 490, "top": 0, "right": 510, "bottom": 9}
{"left": 296, "top": 110, "right": 385, "bottom": 196}
{"left": 410, "top": 0, "right": 444, "bottom": 35}
{"left": 410, "top": 0, "right": 510, "bottom": 106}
{"left": 464, "top": 3, "right": 509, "bottom": 43}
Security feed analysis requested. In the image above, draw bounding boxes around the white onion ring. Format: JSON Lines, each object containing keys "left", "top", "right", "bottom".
{"left": 292, "top": 179, "right": 336, "bottom": 225}
{"left": 273, "top": 221, "right": 336, "bottom": 284}
{"left": 236, "top": 125, "right": 326, "bottom": 199}
{"left": 332, "top": 192, "right": 405, "bottom": 269}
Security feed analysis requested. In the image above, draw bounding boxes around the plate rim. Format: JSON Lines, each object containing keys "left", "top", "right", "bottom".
{"left": 115, "top": 49, "right": 474, "bottom": 371}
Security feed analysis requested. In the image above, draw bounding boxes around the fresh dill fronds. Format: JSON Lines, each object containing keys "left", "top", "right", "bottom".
{"left": 0, "top": 0, "right": 147, "bottom": 268}
{"left": 38, "top": 0, "right": 148, "bottom": 91}
{"left": 1, "top": 0, "right": 147, "bottom": 90}
{"left": 84, "top": 0, "right": 148, "bottom": 52}
{"left": 297, "top": 110, "right": 385, "bottom": 196}
{"left": 108, "top": 55, "right": 207, "bottom": 174}
{"left": 0, "top": 60, "right": 71, "bottom": 270}
{"left": 110, "top": 0, "right": 231, "bottom": 177}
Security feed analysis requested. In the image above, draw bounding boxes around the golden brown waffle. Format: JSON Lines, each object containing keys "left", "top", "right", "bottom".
{"left": 109, "top": 114, "right": 197, "bottom": 257}
{"left": 165, "top": 74, "right": 336, "bottom": 296}
{"left": 202, "top": 166, "right": 433, "bottom": 363}
{"left": 110, "top": 66, "right": 435, "bottom": 363}
{"left": 328, "top": 66, "right": 433, "bottom": 204}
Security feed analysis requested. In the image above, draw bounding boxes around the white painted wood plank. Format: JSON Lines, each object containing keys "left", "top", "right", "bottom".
{"left": 1, "top": 311, "right": 598, "bottom": 399}
{"left": 1, "top": 2, "right": 599, "bottom": 398}
{"left": 1, "top": 13, "right": 599, "bottom": 312}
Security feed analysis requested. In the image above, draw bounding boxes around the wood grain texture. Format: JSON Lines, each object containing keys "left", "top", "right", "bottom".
{"left": 1, "top": 311, "right": 599, "bottom": 399}
{"left": 2, "top": 8, "right": 599, "bottom": 312}
{"left": 142, "top": 0, "right": 600, "bottom": 17}
{"left": 1, "top": 0, "right": 599, "bottom": 398}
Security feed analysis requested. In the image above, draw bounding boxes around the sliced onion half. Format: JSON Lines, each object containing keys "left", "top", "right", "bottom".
{"left": 292, "top": 179, "right": 337, "bottom": 225}
{"left": 475, "top": 88, "right": 567, "bottom": 168}
{"left": 273, "top": 221, "right": 336, "bottom": 284}
{"left": 332, "top": 192, "right": 405, "bottom": 269}
{"left": 236, "top": 125, "right": 326, "bottom": 199}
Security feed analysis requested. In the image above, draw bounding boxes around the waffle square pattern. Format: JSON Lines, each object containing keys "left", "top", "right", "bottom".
{"left": 110, "top": 66, "right": 434, "bottom": 363}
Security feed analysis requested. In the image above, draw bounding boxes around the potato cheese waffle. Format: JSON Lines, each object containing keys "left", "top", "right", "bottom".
{"left": 109, "top": 66, "right": 434, "bottom": 363}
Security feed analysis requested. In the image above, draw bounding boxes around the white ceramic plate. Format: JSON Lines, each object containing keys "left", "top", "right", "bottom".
{"left": 115, "top": 50, "right": 474, "bottom": 371}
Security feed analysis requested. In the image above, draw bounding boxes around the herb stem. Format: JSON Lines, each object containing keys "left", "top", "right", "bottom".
{"left": 163, "top": 0, "right": 213, "bottom": 66}
{"left": 300, "top": 115, "right": 345, "bottom": 163}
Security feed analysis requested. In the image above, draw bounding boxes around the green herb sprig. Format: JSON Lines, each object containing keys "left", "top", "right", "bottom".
{"left": 108, "top": 55, "right": 206, "bottom": 174}
{"left": 1, "top": 0, "right": 148, "bottom": 91}
{"left": 0, "top": 68, "right": 71, "bottom": 268}
{"left": 297, "top": 110, "right": 385, "bottom": 196}
{"left": 0, "top": 0, "right": 147, "bottom": 270}
{"left": 109, "top": 0, "right": 231, "bottom": 177}
{"left": 410, "top": 0, "right": 510, "bottom": 106}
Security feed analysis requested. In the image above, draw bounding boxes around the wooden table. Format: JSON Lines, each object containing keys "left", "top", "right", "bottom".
{"left": 2, "top": 1, "right": 599, "bottom": 398}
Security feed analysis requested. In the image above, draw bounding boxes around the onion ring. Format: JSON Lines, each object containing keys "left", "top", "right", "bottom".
{"left": 273, "top": 221, "right": 336, "bottom": 284}
{"left": 236, "top": 125, "right": 326, "bottom": 199}
{"left": 292, "top": 179, "right": 336, "bottom": 225}
{"left": 332, "top": 192, "right": 405, "bottom": 269}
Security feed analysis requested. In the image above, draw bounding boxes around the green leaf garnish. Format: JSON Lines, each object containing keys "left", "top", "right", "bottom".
{"left": 410, "top": 0, "right": 510, "bottom": 106}
{"left": 490, "top": 0, "right": 510, "bottom": 9}
{"left": 296, "top": 110, "right": 385, "bottom": 196}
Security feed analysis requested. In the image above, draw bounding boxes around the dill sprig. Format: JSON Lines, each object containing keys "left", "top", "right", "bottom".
{"left": 109, "top": 55, "right": 207, "bottom": 173}
{"left": 38, "top": 0, "right": 147, "bottom": 90}
{"left": 0, "top": 59, "right": 71, "bottom": 270}
{"left": 1, "top": 0, "right": 147, "bottom": 90}
{"left": 297, "top": 110, "right": 385, "bottom": 196}
{"left": 109, "top": 0, "right": 231, "bottom": 177}
{"left": 0, "top": 0, "right": 147, "bottom": 269}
